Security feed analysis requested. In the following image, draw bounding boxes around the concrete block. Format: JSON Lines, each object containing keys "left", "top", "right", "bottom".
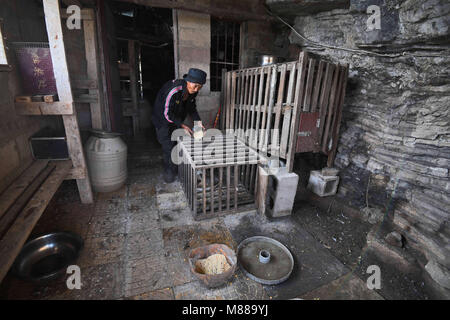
{"left": 255, "top": 165, "right": 269, "bottom": 216}
{"left": 307, "top": 170, "right": 340, "bottom": 197}
{"left": 266, "top": 168, "right": 299, "bottom": 217}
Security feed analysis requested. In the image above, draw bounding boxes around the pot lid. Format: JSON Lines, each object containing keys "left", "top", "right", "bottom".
{"left": 237, "top": 236, "right": 294, "bottom": 285}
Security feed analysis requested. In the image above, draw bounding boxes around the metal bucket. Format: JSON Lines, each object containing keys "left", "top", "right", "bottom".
{"left": 85, "top": 130, "right": 127, "bottom": 193}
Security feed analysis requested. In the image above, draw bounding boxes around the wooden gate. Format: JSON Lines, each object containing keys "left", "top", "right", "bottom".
{"left": 220, "top": 51, "right": 349, "bottom": 171}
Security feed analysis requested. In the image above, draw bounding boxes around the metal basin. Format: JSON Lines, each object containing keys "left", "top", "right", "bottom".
{"left": 12, "top": 232, "right": 83, "bottom": 283}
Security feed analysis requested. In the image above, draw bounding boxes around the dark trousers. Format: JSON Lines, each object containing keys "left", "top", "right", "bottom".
{"left": 155, "top": 125, "right": 177, "bottom": 172}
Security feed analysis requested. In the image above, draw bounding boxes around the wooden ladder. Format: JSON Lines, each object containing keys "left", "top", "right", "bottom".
{"left": 44, "top": 0, "right": 94, "bottom": 203}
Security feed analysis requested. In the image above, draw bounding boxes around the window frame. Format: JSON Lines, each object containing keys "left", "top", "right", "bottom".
{"left": 210, "top": 18, "right": 240, "bottom": 92}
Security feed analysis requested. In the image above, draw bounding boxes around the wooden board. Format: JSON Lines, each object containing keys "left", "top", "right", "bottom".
{"left": 0, "top": 160, "right": 72, "bottom": 283}
{"left": 0, "top": 164, "right": 56, "bottom": 239}
{"left": 83, "top": 11, "right": 103, "bottom": 130}
{"left": 15, "top": 101, "right": 74, "bottom": 115}
{"left": 0, "top": 160, "right": 49, "bottom": 220}
{"left": 287, "top": 51, "right": 308, "bottom": 171}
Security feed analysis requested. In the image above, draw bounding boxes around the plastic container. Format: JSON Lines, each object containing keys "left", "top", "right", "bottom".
{"left": 84, "top": 130, "right": 127, "bottom": 193}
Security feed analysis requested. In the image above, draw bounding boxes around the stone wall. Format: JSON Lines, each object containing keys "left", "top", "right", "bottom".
{"left": 240, "top": 20, "right": 300, "bottom": 68}
{"left": 174, "top": 10, "right": 220, "bottom": 128}
{"left": 285, "top": 0, "right": 449, "bottom": 292}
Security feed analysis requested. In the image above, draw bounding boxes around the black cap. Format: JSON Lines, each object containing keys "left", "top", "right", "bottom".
{"left": 183, "top": 68, "right": 207, "bottom": 85}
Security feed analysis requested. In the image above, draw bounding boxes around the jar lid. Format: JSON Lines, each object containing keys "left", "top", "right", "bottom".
{"left": 90, "top": 130, "right": 122, "bottom": 139}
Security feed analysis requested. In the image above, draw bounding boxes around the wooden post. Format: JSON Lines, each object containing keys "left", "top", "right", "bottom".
{"left": 83, "top": 9, "right": 103, "bottom": 130}
{"left": 43, "top": 0, "right": 94, "bottom": 204}
{"left": 128, "top": 40, "right": 139, "bottom": 136}
{"left": 287, "top": 52, "right": 308, "bottom": 172}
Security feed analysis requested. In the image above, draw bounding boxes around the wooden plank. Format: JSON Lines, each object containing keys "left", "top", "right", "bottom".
{"left": 64, "top": 166, "right": 87, "bottom": 180}
{"left": 317, "top": 63, "right": 335, "bottom": 149}
{"left": 43, "top": 94, "right": 57, "bottom": 103}
{"left": 240, "top": 70, "right": 249, "bottom": 136}
{"left": 246, "top": 70, "right": 255, "bottom": 142}
{"left": 15, "top": 101, "right": 74, "bottom": 115}
{"left": 128, "top": 40, "right": 139, "bottom": 136}
{"left": 0, "top": 160, "right": 72, "bottom": 283}
{"left": 263, "top": 65, "right": 278, "bottom": 149}
{"left": 14, "top": 96, "right": 32, "bottom": 103}
{"left": 303, "top": 58, "right": 316, "bottom": 112}
{"left": 249, "top": 69, "right": 260, "bottom": 148}
{"left": 71, "top": 78, "right": 98, "bottom": 90}
{"left": 43, "top": 0, "right": 93, "bottom": 204}
{"left": 202, "top": 168, "right": 206, "bottom": 215}
{"left": 230, "top": 72, "right": 237, "bottom": 131}
{"left": 0, "top": 161, "right": 49, "bottom": 220}
{"left": 74, "top": 93, "right": 99, "bottom": 103}
{"left": 259, "top": 66, "right": 272, "bottom": 150}
{"left": 280, "top": 63, "right": 297, "bottom": 157}
{"left": 322, "top": 64, "right": 341, "bottom": 154}
{"left": 252, "top": 67, "right": 265, "bottom": 148}
{"left": 310, "top": 60, "right": 325, "bottom": 112}
{"left": 234, "top": 165, "right": 238, "bottom": 211}
{"left": 226, "top": 72, "right": 232, "bottom": 130}
{"left": 0, "top": 164, "right": 56, "bottom": 239}
{"left": 220, "top": 68, "right": 227, "bottom": 130}
{"left": 287, "top": 51, "right": 308, "bottom": 172}
{"left": 272, "top": 63, "right": 287, "bottom": 154}
{"left": 83, "top": 11, "right": 102, "bottom": 130}
{"left": 60, "top": 8, "right": 95, "bottom": 20}
{"left": 327, "top": 65, "right": 349, "bottom": 167}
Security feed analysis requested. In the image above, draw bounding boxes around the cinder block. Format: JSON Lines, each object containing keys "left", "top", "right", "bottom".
{"left": 307, "top": 170, "right": 340, "bottom": 197}
{"left": 266, "top": 168, "right": 299, "bottom": 217}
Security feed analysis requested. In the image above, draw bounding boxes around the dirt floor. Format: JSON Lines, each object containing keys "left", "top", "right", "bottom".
{"left": 0, "top": 131, "right": 436, "bottom": 300}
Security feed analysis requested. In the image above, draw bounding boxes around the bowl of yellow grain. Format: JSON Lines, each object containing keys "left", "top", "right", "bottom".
{"left": 188, "top": 243, "right": 237, "bottom": 288}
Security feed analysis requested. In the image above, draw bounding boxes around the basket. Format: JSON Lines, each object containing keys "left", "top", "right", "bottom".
{"left": 188, "top": 243, "right": 237, "bottom": 288}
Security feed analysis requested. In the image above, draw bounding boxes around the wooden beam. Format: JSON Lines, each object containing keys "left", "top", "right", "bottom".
{"left": 71, "top": 78, "right": 98, "bottom": 89}
{"left": 83, "top": 9, "right": 103, "bottom": 130}
{"left": 15, "top": 101, "right": 74, "bottom": 115}
{"left": 43, "top": 0, "right": 93, "bottom": 204}
{"left": 114, "top": 0, "right": 274, "bottom": 21}
{"left": 128, "top": 40, "right": 139, "bottom": 136}
{"left": 60, "top": 8, "right": 95, "bottom": 20}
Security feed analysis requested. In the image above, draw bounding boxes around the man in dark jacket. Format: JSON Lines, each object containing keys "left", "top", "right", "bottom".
{"left": 152, "top": 68, "right": 206, "bottom": 183}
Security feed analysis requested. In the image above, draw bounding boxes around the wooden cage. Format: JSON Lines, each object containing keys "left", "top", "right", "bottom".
{"left": 220, "top": 51, "right": 349, "bottom": 171}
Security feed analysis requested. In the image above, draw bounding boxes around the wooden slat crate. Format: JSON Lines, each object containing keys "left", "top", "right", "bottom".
{"left": 221, "top": 51, "right": 349, "bottom": 171}
{"left": 178, "top": 135, "right": 267, "bottom": 220}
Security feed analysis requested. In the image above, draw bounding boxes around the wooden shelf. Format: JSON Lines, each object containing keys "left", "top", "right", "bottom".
{"left": 15, "top": 101, "right": 74, "bottom": 115}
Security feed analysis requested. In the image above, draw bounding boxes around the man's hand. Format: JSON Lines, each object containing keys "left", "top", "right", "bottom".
{"left": 181, "top": 124, "right": 193, "bottom": 136}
